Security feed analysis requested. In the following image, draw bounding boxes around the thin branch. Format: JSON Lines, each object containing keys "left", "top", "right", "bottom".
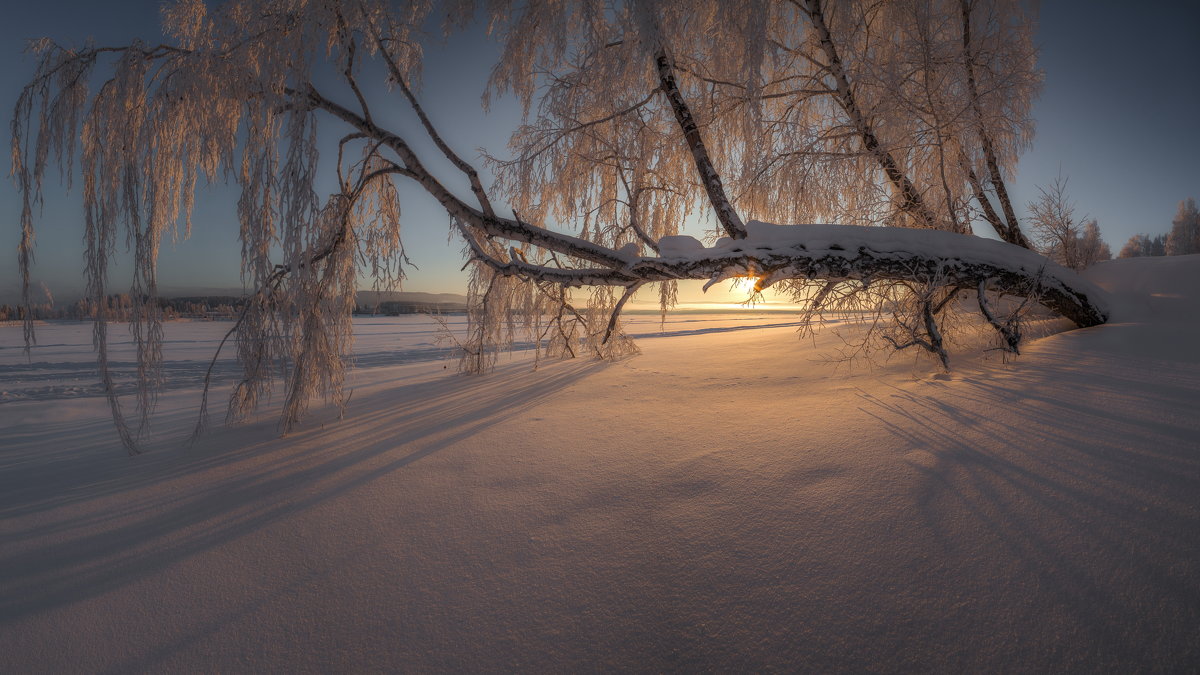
{"left": 299, "top": 85, "right": 637, "bottom": 270}
{"left": 370, "top": 29, "right": 496, "bottom": 218}
{"left": 601, "top": 282, "right": 642, "bottom": 345}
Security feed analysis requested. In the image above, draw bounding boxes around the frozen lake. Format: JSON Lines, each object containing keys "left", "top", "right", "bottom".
{"left": 0, "top": 312, "right": 815, "bottom": 404}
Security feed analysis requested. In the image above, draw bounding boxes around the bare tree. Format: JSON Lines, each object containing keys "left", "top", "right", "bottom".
{"left": 1027, "top": 175, "right": 1084, "bottom": 269}
{"left": 12, "top": 0, "right": 1107, "bottom": 452}
{"left": 1027, "top": 177, "right": 1111, "bottom": 271}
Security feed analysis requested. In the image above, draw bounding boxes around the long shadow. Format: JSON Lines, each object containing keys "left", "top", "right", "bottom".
{"left": 856, "top": 326, "right": 1200, "bottom": 669}
{"left": 0, "top": 358, "right": 609, "bottom": 624}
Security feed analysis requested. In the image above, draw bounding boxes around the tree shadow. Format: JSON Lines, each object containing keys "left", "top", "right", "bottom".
{"left": 854, "top": 329, "right": 1200, "bottom": 669}
{"left": 0, "top": 358, "right": 609, "bottom": 624}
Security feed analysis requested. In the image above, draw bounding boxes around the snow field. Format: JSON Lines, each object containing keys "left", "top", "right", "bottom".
{"left": 0, "top": 257, "right": 1198, "bottom": 672}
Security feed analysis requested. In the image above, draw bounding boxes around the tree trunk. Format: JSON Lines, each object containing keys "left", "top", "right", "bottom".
{"left": 805, "top": 0, "right": 939, "bottom": 229}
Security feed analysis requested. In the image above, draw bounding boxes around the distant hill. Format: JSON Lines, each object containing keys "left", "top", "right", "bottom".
{"left": 354, "top": 290, "right": 468, "bottom": 315}
{"left": 164, "top": 288, "right": 469, "bottom": 305}
{"left": 354, "top": 290, "right": 468, "bottom": 306}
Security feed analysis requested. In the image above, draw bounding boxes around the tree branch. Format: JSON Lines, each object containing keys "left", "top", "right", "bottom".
{"left": 371, "top": 30, "right": 497, "bottom": 219}
{"left": 653, "top": 49, "right": 748, "bottom": 239}
{"left": 800, "top": 0, "right": 938, "bottom": 229}
{"left": 601, "top": 282, "right": 642, "bottom": 345}
{"left": 959, "top": 0, "right": 1029, "bottom": 248}
{"left": 299, "top": 85, "right": 638, "bottom": 270}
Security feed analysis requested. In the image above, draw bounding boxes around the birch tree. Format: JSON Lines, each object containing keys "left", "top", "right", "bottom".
{"left": 490, "top": 0, "right": 1039, "bottom": 243}
{"left": 12, "top": 0, "right": 1107, "bottom": 452}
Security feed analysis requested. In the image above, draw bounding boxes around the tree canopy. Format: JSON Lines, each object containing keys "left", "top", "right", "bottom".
{"left": 12, "top": 0, "right": 1108, "bottom": 452}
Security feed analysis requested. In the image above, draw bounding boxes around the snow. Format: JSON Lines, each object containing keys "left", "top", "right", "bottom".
{"left": 1, "top": 257, "right": 1198, "bottom": 672}
{"left": 656, "top": 234, "right": 708, "bottom": 256}
{"left": 692, "top": 221, "right": 1109, "bottom": 316}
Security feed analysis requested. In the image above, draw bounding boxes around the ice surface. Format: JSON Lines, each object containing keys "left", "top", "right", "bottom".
{"left": 0, "top": 257, "right": 1197, "bottom": 672}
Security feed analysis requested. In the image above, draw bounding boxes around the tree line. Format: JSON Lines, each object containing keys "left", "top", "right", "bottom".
{"left": 1118, "top": 198, "right": 1200, "bottom": 258}
{"left": 0, "top": 295, "right": 469, "bottom": 322}
{"left": 0, "top": 295, "right": 244, "bottom": 322}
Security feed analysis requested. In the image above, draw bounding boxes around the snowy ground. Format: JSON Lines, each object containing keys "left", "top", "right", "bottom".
{"left": 1, "top": 257, "right": 1198, "bottom": 672}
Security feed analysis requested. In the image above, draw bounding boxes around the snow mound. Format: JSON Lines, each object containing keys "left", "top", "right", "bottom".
{"left": 1084, "top": 254, "right": 1200, "bottom": 321}
{"left": 657, "top": 234, "right": 707, "bottom": 256}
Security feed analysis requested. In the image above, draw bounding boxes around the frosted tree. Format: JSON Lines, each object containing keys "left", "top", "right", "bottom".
{"left": 1119, "top": 233, "right": 1167, "bottom": 258}
{"left": 1166, "top": 197, "right": 1200, "bottom": 256}
{"left": 489, "top": 0, "right": 1040, "bottom": 244}
{"left": 1027, "top": 177, "right": 1109, "bottom": 270}
{"left": 1117, "top": 235, "right": 1142, "bottom": 259}
{"left": 1077, "top": 220, "right": 1111, "bottom": 267}
{"left": 12, "top": 0, "right": 1107, "bottom": 452}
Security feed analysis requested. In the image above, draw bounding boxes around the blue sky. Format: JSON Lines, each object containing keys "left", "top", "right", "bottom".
{"left": 2, "top": 0, "right": 1198, "bottom": 304}
{"left": 1011, "top": 1, "right": 1200, "bottom": 244}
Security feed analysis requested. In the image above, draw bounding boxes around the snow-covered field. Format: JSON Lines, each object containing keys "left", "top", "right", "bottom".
{"left": 1, "top": 257, "right": 1198, "bottom": 672}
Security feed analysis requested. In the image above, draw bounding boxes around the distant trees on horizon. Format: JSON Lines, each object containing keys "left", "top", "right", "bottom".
{"left": 1119, "top": 197, "right": 1200, "bottom": 258}
{"left": 0, "top": 294, "right": 472, "bottom": 322}
{"left": 0, "top": 295, "right": 243, "bottom": 322}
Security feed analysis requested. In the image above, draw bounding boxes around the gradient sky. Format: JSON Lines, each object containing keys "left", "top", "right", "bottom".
{"left": 3, "top": 0, "right": 1198, "bottom": 305}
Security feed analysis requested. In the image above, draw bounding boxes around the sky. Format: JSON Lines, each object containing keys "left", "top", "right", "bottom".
{"left": 2, "top": 0, "right": 1198, "bottom": 305}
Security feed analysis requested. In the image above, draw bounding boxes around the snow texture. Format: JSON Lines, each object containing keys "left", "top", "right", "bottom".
{"left": 0, "top": 256, "right": 1197, "bottom": 672}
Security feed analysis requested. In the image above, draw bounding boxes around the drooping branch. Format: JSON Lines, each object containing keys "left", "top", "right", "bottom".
{"left": 977, "top": 278, "right": 1025, "bottom": 354}
{"left": 601, "top": 282, "right": 643, "bottom": 345}
{"left": 502, "top": 90, "right": 659, "bottom": 168}
{"left": 456, "top": 220, "right": 636, "bottom": 287}
{"left": 371, "top": 30, "right": 497, "bottom": 219}
{"left": 299, "top": 86, "right": 639, "bottom": 271}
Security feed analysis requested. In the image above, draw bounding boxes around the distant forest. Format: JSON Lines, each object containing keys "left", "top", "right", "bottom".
{"left": 0, "top": 294, "right": 466, "bottom": 321}
{"left": 355, "top": 301, "right": 467, "bottom": 316}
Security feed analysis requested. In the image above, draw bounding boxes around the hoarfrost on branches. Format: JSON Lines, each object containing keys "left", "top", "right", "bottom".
{"left": 11, "top": 0, "right": 1107, "bottom": 452}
